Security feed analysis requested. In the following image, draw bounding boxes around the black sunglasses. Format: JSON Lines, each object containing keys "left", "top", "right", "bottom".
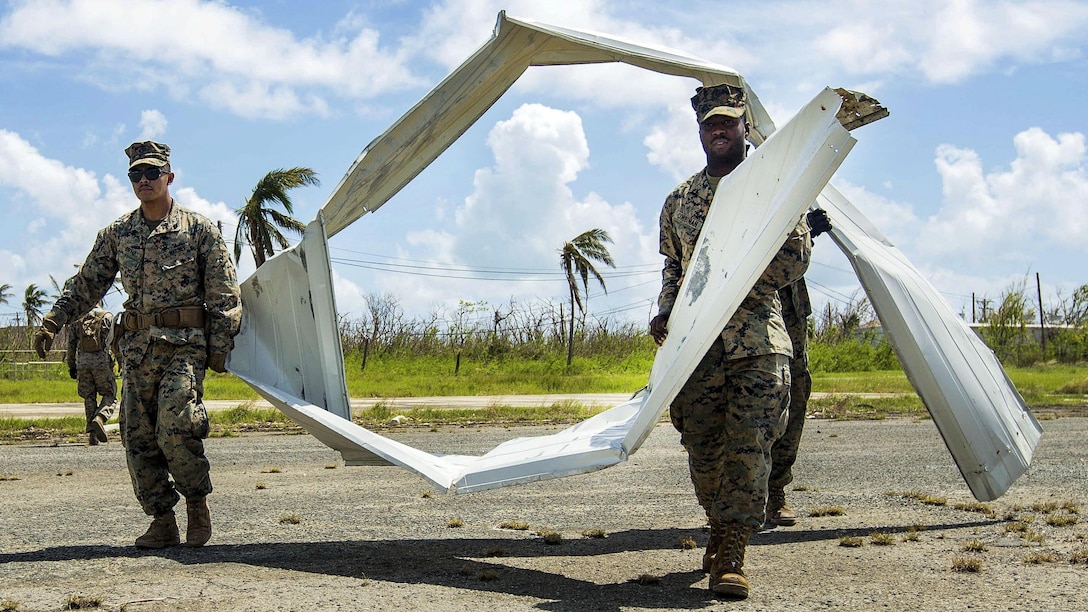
{"left": 127, "top": 167, "right": 169, "bottom": 182}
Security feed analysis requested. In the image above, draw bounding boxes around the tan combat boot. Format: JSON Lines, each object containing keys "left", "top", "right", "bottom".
{"left": 89, "top": 415, "right": 108, "bottom": 444}
{"left": 765, "top": 487, "right": 797, "bottom": 527}
{"left": 134, "top": 511, "right": 180, "bottom": 549}
{"left": 702, "top": 518, "right": 723, "bottom": 572}
{"left": 185, "top": 497, "right": 211, "bottom": 547}
{"left": 709, "top": 523, "right": 753, "bottom": 599}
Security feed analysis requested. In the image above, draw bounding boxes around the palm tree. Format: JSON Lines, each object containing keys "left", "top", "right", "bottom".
{"left": 559, "top": 228, "right": 615, "bottom": 365}
{"left": 234, "top": 167, "right": 320, "bottom": 268}
{"left": 22, "top": 284, "right": 48, "bottom": 328}
{"left": 0, "top": 283, "right": 11, "bottom": 306}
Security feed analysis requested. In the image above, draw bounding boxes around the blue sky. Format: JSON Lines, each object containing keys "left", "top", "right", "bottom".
{"left": 2, "top": 0, "right": 1087, "bottom": 329}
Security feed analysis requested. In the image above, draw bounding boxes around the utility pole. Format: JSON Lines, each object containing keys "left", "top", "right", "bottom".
{"left": 971, "top": 292, "right": 976, "bottom": 323}
{"left": 1036, "top": 272, "right": 1046, "bottom": 352}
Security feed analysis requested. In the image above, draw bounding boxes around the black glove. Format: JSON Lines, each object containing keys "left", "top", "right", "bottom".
{"left": 69, "top": 366, "right": 77, "bottom": 380}
{"left": 807, "top": 208, "right": 832, "bottom": 238}
{"left": 33, "top": 311, "right": 66, "bottom": 359}
{"left": 649, "top": 313, "right": 670, "bottom": 346}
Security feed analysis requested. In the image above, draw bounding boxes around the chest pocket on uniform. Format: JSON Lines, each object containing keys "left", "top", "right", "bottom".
{"left": 162, "top": 256, "right": 195, "bottom": 272}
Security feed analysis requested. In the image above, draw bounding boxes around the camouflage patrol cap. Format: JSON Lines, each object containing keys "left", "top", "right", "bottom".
{"left": 691, "top": 83, "right": 747, "bottom": 123}
{"left": 125, "top": 141, "right": 170, "bottom": 168}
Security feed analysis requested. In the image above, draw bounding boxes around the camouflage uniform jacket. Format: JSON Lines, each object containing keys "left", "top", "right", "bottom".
{"left": 55, "top": 202, "right": 241, "bottom": 366}
{"left": 779, "top": 278, "right": 813, "bottom": 355}
{"left": 657, "top": 169, "right": 811, "bottom": 360}
{"left": 65, "top": 307, "right": 114, "bottom": 370}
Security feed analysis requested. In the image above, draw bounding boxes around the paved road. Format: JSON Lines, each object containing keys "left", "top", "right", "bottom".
{"left": 0, "top": 393, "right": 636, "bottom": 420}
{"left": 0, "top": 392, "right": 911, "bottom": 420}
{"left": 2, "top": 417, "right": 1086, "bottom": 611}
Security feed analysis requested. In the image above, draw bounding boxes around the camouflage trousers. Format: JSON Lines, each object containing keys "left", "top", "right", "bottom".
{"left": 119, "top": 340, "right": 212, "bottom": 516}
{"left": 769, "top": 351, "right": 812, "bottom": 492}
{"left": 670, "top": 342, "right": 791, "bottom": 529}
{"left": 77, "top": 365, "right": 118, "bottom": 428}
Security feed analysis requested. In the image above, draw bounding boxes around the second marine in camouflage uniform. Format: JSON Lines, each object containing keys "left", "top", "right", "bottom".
{"left": 766, "top": 278, "right": 813, "bottom": 525}
{"left": 65, "top": 303, "right": 118, "bottom": 445}
{"left": 35, "top": 141, "right": 241, "bottom": 549}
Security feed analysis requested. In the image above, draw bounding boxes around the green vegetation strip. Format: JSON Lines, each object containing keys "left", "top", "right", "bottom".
{"left": 2, "top": 362, "right": 1085, "bottom": 441}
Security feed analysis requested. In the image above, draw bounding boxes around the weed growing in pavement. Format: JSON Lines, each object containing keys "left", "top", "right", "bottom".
{"left": 581, "top": 528, "right": 606, "bottom": 538}
{"left": 810, "top": 505, "right": 846, "bottom": 517}
{"left": 1022, "top": 551, "right": 1056, "bottom": 564}
{"left": 892, "top": 490, "right": 947, "bottom": 506}
{"left": 902, "top": 532, "right": 921, "bottom": 542}
{"left": 64, "top": 594, "right": 103, "bottom": 609}
{"left": 953, "top": 501, "right": 993, "bottom": 515}
{"left": 255, "top": 482, "right": 266, "bottom": 490}
{"left": 961, "top": 540, "right": 987, "bottom": 553}
{"left": 261, "top": 467, "right": 281, "bottom": 473}
{"left": 538, "top": 530, "right": 562, "bottom": 544}
{"left": 447, "top": 518, "right": 464, "bottom": 528}
{"left": 1023, "top": 530, "right": 1046, "bottom": 544}
{"left": 870, "top": 532, "right": 896, "bottom": 545}
{"left": 1, "top": 599, "right": 18, "bottom": 612}
{"left": 838, "top": 536, "right": 864, "bottom": 547}
{"left": 1069, "top": 547, "right": 1088, "bottom": 564}
{"left": 499, "top": 520, "right": 529, "bottom": 530}
{"left": 279, "top": 515, "right": 301, "bottom": 524}
{"left": 951, "top": 556, "right": 982, "bottom": 572}
{"left": 678, "top": 536, "right": 697, "bottom": 550}
{"left": 324, "top": 463, "right": 337, "bottom": 469}
{"left": 1045, "top": 513, "right": 1078, "bottom": 527}
{"left": 0, "top": 475, "right": 19, "bottom": 481}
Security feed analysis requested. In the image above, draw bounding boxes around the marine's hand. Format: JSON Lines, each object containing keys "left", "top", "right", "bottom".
{"left": 69, "top": 366, "right": 77, "bottom": 380}
{"left": 33, "top": 312, "right": 64, "bottom": 359}
{"left": 807, "top": 208, "right": 832, "bottom": 238}
{"left": 207, "top": 352, "right": 228, "bottom": 374}
{"left": 649, "top": 313, "right": 670, "bottom": 346}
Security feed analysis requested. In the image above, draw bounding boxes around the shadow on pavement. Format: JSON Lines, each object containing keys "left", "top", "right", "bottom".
{"left": 0, "top": 519, "right": 1000, "bottom": 611}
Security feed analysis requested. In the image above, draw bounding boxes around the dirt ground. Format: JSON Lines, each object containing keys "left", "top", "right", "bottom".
{"left": 2, "top": 416, "right": 1087, "bottom": 611}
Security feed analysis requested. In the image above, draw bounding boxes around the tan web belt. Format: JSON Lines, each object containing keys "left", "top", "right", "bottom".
{"left": 122, "top": 307, "right": 205, "bottom": 331}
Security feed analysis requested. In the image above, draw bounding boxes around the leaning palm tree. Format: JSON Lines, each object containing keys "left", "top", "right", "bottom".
{"left": 0, "top": 282, "right": 11, "bottom": 306}
{"left": 234, "top": 167, "right": 320, "bottom": 268}
{"left": 559, "top": 228, "right": 615, "bottom": 365}
{"left": 22, "top": 283, "right": 48, "bottom": 328}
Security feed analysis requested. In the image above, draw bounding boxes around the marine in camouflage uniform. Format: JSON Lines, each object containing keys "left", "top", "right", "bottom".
{"left": 34, "top": 141, "right": 241, "bottom": 549}
{"left": 765, "top": 278, "right": 813, "bottom": 525}
{"left": 65, "top": 304, "right": 118, "bottom": 445}
{"left": 765, "top": 204, "right": 832, "bottom": 526}
{"left": 649, "top": 83, "right": 811, "bottom": 598}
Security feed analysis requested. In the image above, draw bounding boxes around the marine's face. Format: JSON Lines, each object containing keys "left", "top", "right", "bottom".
{"left": 699, "top": 115, "right": 747, "bottom": 165}
{"left": 128, "top": 164, "right": 172, "bottom": 202}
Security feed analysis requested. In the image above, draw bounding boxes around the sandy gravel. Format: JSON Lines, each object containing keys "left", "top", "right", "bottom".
{"left": 2, "top": 416, "right": 1087, "bottom": 611}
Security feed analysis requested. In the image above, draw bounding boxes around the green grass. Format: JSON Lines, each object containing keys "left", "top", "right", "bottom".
{"left": 1, "top": 358, "right": 1084, "bottom": 439}
{"left": 355, "top": 399, "right": 603, "bottom": 428}
{"left": 345, "top": 354, "right": 652, "bottom": 397}
{"left": 0, "top": 370, "right": 261, "bottom": 404}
